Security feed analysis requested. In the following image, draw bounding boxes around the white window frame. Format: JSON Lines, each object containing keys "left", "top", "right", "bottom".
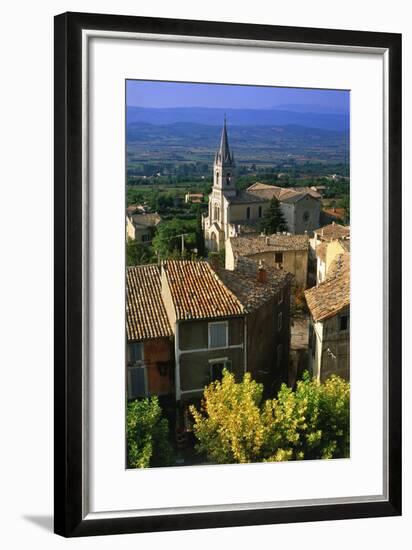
{"left": 208, "top": 357, "right": 232, "bottom": 382}
{"left": 208, "top": 320, "right": 229, "bottom": 349}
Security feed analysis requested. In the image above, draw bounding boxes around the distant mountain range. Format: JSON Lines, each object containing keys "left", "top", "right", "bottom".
{"left": 126, "top": 121, "right": 349, "bottom": 165}
{"left": 126, "top": 106, "right": 349, "bottom": 132}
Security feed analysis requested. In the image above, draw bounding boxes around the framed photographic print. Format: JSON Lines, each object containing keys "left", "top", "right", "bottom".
{"left": 54, "top": 12, "right": 402, "bottom": 537}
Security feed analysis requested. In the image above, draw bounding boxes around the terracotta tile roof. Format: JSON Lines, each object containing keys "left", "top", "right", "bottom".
{"left": 322, "top": 207, "right": 346, "bottom": 220}
{"left": 126, "top": 265, "right": 172, "bottom": 341}
{"left": 304, "top": 252, "right": 350, "bottom": 322}
{"left": 226, "top": 190, "right": 267, "bottom": 205}
{"left": 126, "top": 203, "right": 143, "bottom": 215}
{"left": 315, "top": 223, "right": 350, "bottom": 241}
{"left": 163, "top": 260, "right": 244, "bottom": 321}
{"left": 230, "top": 233, "right": 309, "bottom": 257}
{"left": 217, "top": 257, "right": 292, "bottom": 312}
{"left": 247, "top": 182, "right": 321, "bottom": 203}
{"left": 130, "top": 212, "right": 161, "bottom": 228}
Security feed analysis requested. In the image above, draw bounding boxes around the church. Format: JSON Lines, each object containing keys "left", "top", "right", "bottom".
{"left": 202, "top": 119, "right": 322, "bottom": 251}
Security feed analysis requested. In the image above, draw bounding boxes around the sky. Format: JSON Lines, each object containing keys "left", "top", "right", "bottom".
{"left": 126, "top": 80, "right": 349, "bottom": 114}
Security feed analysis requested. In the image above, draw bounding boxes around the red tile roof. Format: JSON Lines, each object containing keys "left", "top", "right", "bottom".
{"left": 126, "top": 265, "right": 172, "bottom": 341}
{"left": 163, "top": 260, "right": 244, "bottom": 321}
{"left": 304, "top": 252, "right": 350, "bottom": 322}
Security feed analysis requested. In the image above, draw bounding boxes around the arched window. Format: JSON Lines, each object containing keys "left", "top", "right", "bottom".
{"left": 226, "top": 172, "right": 231, "bottom": 185}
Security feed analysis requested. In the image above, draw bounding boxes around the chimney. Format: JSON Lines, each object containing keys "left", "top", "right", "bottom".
{"left": 257, "top": 260, "right": 267, "bottom": 283}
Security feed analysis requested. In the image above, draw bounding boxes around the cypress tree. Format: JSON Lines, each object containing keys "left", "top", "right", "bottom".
{"left": 260, "top": 197, "right": 288, "bottom": 234}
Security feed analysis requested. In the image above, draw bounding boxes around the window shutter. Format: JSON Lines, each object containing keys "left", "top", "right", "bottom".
{"left": 128, "top": 367, "right": 147, "bottom": 399}
{"left": 209, "top": 323, "right": 227, "bottom": 348}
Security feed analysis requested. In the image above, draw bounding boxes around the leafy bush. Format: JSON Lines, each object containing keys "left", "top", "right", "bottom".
{"left": 127, "top": 397, "right": 175, "bottom": 468}
{"left": 190, "top": 371, "right": 349, "bottom": 464}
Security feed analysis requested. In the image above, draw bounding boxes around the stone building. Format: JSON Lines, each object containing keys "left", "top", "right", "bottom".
{"left": 312, "top": 223, "right": 350, "bottom": 284}
{"left": 304, "top": 252, "right": 350, "bottom": 382}
{"left": 126, "top": 265, "right": 174, "bottom": 399}
{"left": 225, "top": 232, "right": 309, "bottom": 288}
{"left": 202, "top": 119, "right": 321, "bottom": 251}
{"left": 126, "top": 258, "right": 292, "bottom": 404}
{"left": 126, "top": 211, "right": 161, "bottom": 244}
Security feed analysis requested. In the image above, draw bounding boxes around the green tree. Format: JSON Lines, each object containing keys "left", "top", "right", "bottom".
{"left": 260, "top": 197, "right": 288, "bottom": 234}
{"left": 126, "top": 238, "right": 154, "bottom": 266}
{"left": 190, "top": 371, "right": 349, "bottom": 464}
{"left": 262, "top": 372, "right": 350, "bottom": 461}
{"left": 195, "top": 205, "right": 206, "bottom": 257}
{"left": 127, "top": 397, "right": 175, "bottom": 468}
{"left": 190, "top": 371, "right": 266, "bottom": 464}
{"left": 339, "top": 194, "right": 350, "bottom": 223}
{"left": 152, "top": 219, "right": 196, "bottom": 259}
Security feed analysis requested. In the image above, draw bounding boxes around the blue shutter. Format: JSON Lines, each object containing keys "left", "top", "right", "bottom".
{"left": 128, "top": 367, "right": 147, "bottom": 398}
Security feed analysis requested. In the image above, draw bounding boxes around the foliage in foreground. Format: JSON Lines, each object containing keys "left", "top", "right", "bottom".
{"left": 190, "top": 371, "right": 349, "bottom": 464}
{"left": 127, "top": 397, "right": 174, "bottom": 468}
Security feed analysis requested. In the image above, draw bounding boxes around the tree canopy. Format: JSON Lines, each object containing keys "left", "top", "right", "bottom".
{"left": 190, "top": 370, "right": 349, "bottom": 464}
{"left": 127, "top": 397, "right": 175, "bottom": 468}
{"left": 260, "top": 197, "right": 288, "bottom": 234}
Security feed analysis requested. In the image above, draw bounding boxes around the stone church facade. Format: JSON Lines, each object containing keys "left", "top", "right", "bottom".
{"left": 203, "top": 120, "right": 322, "bottom": 251}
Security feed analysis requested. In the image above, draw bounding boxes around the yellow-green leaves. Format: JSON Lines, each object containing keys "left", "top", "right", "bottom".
{"left": 190, "top": 370, "right": 350, "bottom": 464}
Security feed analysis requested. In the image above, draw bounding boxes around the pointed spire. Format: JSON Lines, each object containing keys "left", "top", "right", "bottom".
{"left": 217, "top": 116, "right": 233, "bottom": 164}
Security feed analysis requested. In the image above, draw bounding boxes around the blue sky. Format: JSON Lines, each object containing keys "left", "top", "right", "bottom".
{"left": 126, "top": 80, "right": 349, "bottom": 114}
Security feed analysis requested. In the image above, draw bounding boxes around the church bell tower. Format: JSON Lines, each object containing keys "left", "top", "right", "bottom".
{"left": 213, "top": 117, "right": 237, "bottom": 197}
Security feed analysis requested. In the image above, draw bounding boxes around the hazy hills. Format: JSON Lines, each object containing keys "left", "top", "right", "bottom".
{"left": 126, "top": 106, "right": 349, "bottom": 132}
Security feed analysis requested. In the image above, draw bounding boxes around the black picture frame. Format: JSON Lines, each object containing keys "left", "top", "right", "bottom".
{"left": 54, "top": 11, "right": 402, "bottom": 537}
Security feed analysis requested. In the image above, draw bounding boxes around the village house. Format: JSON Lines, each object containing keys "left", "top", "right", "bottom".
{"left": 126, "top": 265, "right": 174, "bottom": 400}
{"left": 126, "top": 258, "right": 292, "bottom": 406}
{"left": 126, "top": 211, "right": 161, "bottom": 243}
{"left": 312, "top": 223, "right": 350, "bottom": 284}
{"left": 225, "top": 232, "right": 309, "bottom": 288}
{"left": 202, "top": 119, "right": 321, "bottom": 251}
{"left": 185, "top": 192, "right": 204, "bottom": 204}
{"left": 304, "top": 251, "right": 350, "bottom": 382}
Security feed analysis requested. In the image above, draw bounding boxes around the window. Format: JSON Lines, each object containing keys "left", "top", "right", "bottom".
{"left": 275, "top": 252, "right": 283, "bottom": 264}
{"left": 226, "top": 172, "right": 231, "bottom": 185}
{"left": 309, "top": 324, "right": 316, "bottom": 358}
{"left": 141, "top": 234, "right": 150, "bottom": 242}
{"left": 340, "top": 314, "right": 349, "bottom": 331}
{"left": 278, "top": 288, "right": 283, "bottom": 304}
{"left": 303, "top": 211, "right": 310, "bottom": 222}
{"left": 258, "top": 206, "right": 262, "bottom": 218}
{"left": 246, "top": 207, "right": 251, "bottom": 219}
{"left": 208, "top": 321, "right": 228, "bottom": 349}
{"left": 278, "top": 312, "right": 283, "bottom": 331}
{"left": 276, "top": 344, "right": 283, "bottom": 368}
{"left": 210, "top": 359, "right": 232, "bottom": 382}
{"left": 127, "top": 342, "right": 143, "bottom": 365}
{"left": 127, "top": 366, "right": 148, "bottom": 399}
